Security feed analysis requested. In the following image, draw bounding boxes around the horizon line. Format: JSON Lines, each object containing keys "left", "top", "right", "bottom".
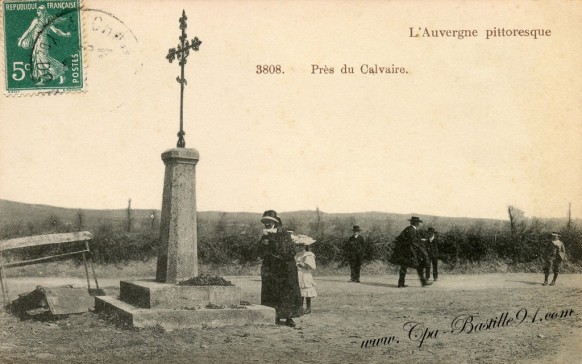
{"left": 1, "top": 198, "right": 576, "bottom": 222}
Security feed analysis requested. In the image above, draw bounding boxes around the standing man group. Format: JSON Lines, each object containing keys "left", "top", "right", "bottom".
{"left": 390, "top": 216, "right": 432, "bottom": 288}
{"left": 343, "top": 225, "right": 365, "bottom": 283}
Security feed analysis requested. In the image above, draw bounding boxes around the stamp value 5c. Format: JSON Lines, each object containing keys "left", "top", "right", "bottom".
{"left": 3, "top": 0, "right": 83, "bottom": 93}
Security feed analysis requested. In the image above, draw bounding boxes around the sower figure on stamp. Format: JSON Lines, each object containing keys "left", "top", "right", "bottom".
{"left": 390, "top": 216, "right": 431, "bottom": 288}
{"left": 17, "top": 5, "right": 71, "bottom": 85}
{"left": 258, "top": 210, "right": 303, "bottom": 327}
{"left": 343, "top": 226, "right": 365, "bottom": 283}
{"left": 543, "top": 232, "right": 566, "bottom": 286}
{"left": 424, "top": 227, "right": 439, "bottom": 282}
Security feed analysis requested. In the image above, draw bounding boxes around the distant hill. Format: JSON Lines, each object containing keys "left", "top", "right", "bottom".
{"left": 0, "top": 199, "right": 506, "bottom": 233}
{"left": 0, "top": 199, "right": 162, "bottom": 235}
{"left": 0, "top": 199, "right": 572, "bottom": 239}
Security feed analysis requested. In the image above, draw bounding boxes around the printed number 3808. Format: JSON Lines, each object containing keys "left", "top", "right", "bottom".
{"left": 256, "top": 65, "right": 284, "bottom": 74}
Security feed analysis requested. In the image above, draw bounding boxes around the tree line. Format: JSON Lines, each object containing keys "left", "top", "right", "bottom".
{"left": 1, "top": 208, "right": 580, "bottom": 271}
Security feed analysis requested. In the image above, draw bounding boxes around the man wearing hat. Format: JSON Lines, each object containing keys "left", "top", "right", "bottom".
{"left": 424, "top": 227, "right": 439, "bottom": 282}
{"left": 343, "top": 226, "right": 365, "bottom": 283}
{"left": 390, "top": 216, "right": 431, "bottom": 288}
{"left": 543, "top": 232, "right": 567, "bottom": 286}
{"left": 258, "top": 210, "right": 303, "bottom": 327}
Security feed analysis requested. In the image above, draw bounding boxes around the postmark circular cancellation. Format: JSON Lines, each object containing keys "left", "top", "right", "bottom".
{"left": 82, "top": 7, "right": 141, "bottom": 78}
{"left": 2, "top": 0, "right": 140, "bottom": 95}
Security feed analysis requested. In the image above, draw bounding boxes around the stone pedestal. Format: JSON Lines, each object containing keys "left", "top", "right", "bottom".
{"left": 95, "top": 280, "right": 275, "bottom": 330}
{"left": 120, "top": 280, "right": 241, "bottom": 309}
{"left": 156, "top": 148, "right": 199, "bottom": 283}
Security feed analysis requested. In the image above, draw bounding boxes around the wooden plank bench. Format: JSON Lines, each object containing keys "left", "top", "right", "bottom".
{"left": 0, "top": 231, "right": 100, "bottom": 306}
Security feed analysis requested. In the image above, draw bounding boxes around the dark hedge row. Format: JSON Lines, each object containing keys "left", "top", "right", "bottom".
{"left": 1, "top": 214, "right": 581, "bottom": 268}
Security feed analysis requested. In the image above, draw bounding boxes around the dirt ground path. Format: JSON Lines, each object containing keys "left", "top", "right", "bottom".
{"left": 5, "top": 272, "right": 582, "bottom": 296}
{"left": 1, "top": 273, "right": 581, "bottom": 363}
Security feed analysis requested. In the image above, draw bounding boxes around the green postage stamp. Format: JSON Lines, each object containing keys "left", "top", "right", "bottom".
{"left": 3, "top": 0, "right": 83, "bottom": 93}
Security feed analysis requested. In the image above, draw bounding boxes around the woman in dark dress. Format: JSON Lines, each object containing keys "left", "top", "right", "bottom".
{"left": 258, "top": 210, "right": 303, "bottom": 327}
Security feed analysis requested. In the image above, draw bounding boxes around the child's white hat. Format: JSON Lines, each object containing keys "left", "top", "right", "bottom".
{"left": 291, "top": 233, "right": 316, "bottom": 245}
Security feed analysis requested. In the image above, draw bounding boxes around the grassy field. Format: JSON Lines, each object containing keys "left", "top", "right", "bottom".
{"left": 1, "top": 273, "right": 581, "bottom": 363}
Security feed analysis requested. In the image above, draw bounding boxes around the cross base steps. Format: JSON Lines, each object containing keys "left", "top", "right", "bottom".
{"left": 95, "top": 280, "right": 275, "bottom": 330}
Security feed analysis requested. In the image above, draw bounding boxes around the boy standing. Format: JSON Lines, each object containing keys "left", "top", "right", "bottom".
{"left": 543, "top": 232, "right": 566, "bottom": 286}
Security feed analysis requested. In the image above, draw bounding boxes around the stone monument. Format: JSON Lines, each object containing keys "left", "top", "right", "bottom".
{"left": 156, "top": 148, "right": 200, "bottom": 283}
{"left": 95, "top": 11, "right": 274, "bottom": 329}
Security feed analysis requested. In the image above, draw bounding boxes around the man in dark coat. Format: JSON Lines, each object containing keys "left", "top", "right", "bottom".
{"left": 390, "top": 216, "right": 431, "bottom": 288}
{"left": 543, "top": 232, "right": 566, "bottom": 286}
{"left": 424, "top": 227, "right": 439, "bottom": 281}
{"left": 343, "top": 225, "right": 365, "bottom": 282}
{"left": 258, "top": 210, "right": 303, "bottom": 327}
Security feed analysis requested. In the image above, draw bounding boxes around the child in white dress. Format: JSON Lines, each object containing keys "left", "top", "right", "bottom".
{"left": 295, "top": 244, "right": 317, "bottom": 314}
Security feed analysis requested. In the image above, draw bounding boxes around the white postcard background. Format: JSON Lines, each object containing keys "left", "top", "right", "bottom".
{"left": 1, "top": 0, "right": 580, "bottom": 220}
{"left": 0, "top": 0, "right": 581, "bottom": 362}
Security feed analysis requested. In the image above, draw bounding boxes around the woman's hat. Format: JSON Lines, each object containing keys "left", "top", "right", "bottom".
{"left": 551, "top": 232, "right": 561, "bottom": 238}
{"left": 408, "top": 216, "right": 423, "bottom": 223}
{"left": 261, "top": 210, "right": 279, "bottom": 224}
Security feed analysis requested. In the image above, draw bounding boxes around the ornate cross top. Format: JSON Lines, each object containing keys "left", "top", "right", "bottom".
{"left": 166, "top": 10, "right": 202, "bottom": 148}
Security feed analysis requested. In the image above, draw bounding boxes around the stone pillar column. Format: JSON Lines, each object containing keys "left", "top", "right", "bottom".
{"left": 156, "top": 148, "right": 199, "bottom": 283}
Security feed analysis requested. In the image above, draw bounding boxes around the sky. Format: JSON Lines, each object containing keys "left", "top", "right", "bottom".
{"left": 1, "top": 0, "right": 581, "bottom": 220}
